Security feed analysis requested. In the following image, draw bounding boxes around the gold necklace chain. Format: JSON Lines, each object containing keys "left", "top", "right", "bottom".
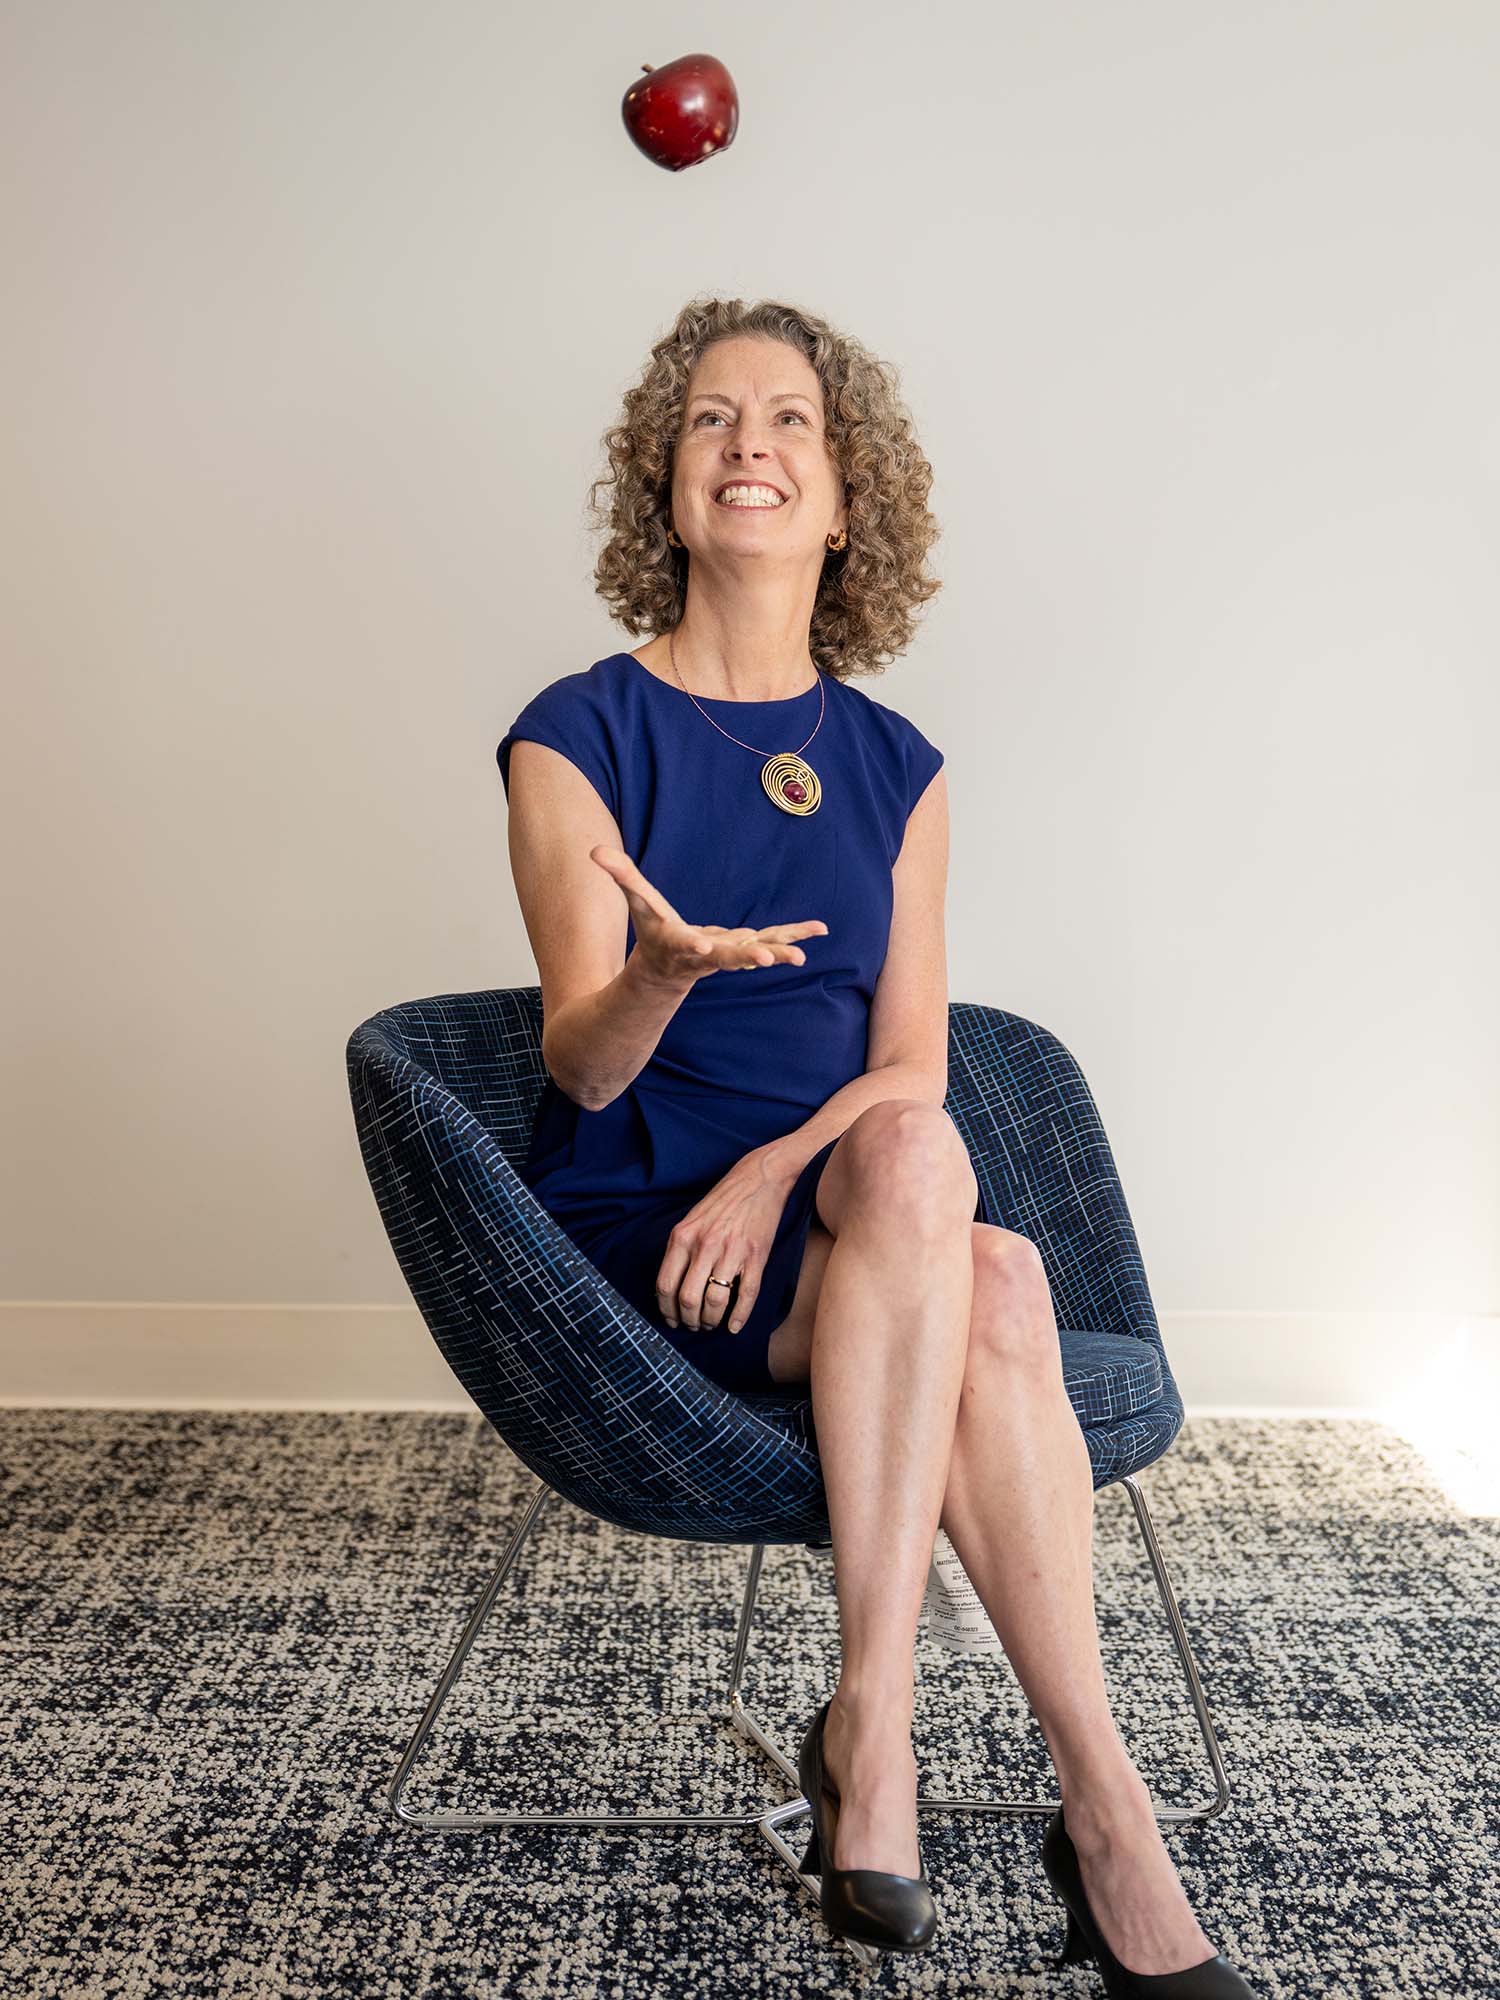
{"left": 666, "top": 627, "right": 825, "bottom": 754}
{"left": 667, "top": 627, "right": 827, "bottom": 815}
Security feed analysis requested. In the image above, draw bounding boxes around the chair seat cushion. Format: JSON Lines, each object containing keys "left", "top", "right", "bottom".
{"left": 1056, "top": 1329, "right": 1163, "bottom": 1427}
{"left": 730, "top": 1328, "right": 1164, "bottom": 1447}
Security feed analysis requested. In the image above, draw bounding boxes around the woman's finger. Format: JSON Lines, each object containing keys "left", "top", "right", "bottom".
{"left": 654, "top": 1230, "right": 693, "bottom": 1330}
{"left": 710, "top": 927, "right": 792, "bottom": 971}
{"left": 724, "top": 1264, "right": 760, "bottom": 1337}
{"left": 687, "top": 1245, "right": 743, "bottom": 1332}
{"left": 590, "top": 845, "right": 681, "bottom": 928}
{"left": 657, "top": 1230, "right": 761, "bottom": 1335}
{"left": 760, "top": 921, "right": 831, "bottom": 943}
{"left": 727, "top": 922, "right": 829, "bottom": 969}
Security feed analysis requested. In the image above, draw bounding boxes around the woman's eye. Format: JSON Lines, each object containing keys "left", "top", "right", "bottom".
{"left": 693, "top": 409, "right": 807, "bottom": 425}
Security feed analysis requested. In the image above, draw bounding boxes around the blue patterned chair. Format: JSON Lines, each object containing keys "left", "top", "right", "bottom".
{"left": 346, "top": 988, "right": 1230, "bottom": 1945}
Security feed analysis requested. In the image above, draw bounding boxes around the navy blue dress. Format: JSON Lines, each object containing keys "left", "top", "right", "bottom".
{"left": 498, "top": 649, "right": 974, "bottom": 1394}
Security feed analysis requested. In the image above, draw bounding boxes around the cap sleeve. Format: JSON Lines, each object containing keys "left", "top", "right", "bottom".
{"left": 497, "top": 673, "right": 620, "bottom": 823}
{"left": 903, "top": 719, "right": 944, "bottom": 819}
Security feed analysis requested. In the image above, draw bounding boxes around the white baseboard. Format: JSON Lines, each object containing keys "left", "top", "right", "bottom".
{"left": 0, "top": 1303, "right": 470, "bottom": 1411}
{"left": 0, "top": 1303, "right": 1493, "bottom": 1415}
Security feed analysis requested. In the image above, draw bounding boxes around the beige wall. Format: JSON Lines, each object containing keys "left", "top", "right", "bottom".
{"left": 3, "top": 1, "right": 1495, "bottom": 1409}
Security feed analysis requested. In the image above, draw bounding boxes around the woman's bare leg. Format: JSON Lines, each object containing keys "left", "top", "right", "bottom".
{"left": 937, "top": 1231, "right": 1215, "bottom": 1975}
{"left": 805, "top": 1102, "right": 978, "bottom": 1877}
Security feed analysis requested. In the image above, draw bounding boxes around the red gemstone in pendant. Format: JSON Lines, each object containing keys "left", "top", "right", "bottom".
{"left": 784, "top": 778, "right": 808, "bottom": 804}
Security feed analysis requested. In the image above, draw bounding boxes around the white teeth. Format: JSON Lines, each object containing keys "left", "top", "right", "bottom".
{"left": 716, "top": 486, "right": 784, "bottom": 507}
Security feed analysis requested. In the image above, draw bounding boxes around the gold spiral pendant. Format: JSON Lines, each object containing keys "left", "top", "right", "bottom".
{"left": 761, "top": 753, "right": 822, "bottom": 816}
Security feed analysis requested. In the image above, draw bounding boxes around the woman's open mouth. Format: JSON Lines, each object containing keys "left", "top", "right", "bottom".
{"left": 714, "top": 483, "right": 787, "bottom": 509}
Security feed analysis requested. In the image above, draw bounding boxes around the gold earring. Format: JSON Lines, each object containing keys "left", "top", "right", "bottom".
{"left": 666, "top": 524, "right": 683, "bottom": 548}
{"left": 826, "top": 528, "right": 848, "bottom": 551}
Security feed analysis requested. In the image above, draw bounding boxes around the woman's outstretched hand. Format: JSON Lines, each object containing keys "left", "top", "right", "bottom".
{"left": 590, "top": 844, "right": 828, "bottom": 986}
{"left": 586, "top": 842, "right": 826, "bottom": 1335}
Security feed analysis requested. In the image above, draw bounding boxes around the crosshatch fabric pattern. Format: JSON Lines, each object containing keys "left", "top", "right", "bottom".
{"left": 345, "top": 990, "right": 1185, "bottom": 1545}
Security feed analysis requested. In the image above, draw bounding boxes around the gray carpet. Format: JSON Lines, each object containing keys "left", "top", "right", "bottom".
{"left": 3, "top": 1411, "right": 1496, "bottom": 1998}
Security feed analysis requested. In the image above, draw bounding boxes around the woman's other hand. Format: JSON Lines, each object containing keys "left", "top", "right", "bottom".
{"left": 653, "top": 1145, "right": 797, "bottom": 1336}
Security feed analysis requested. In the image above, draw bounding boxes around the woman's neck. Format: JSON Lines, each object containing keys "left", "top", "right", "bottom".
{"left": 637, "top": 621, "right": 817, "bottom": 702}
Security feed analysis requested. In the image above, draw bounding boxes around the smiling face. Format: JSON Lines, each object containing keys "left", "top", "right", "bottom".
{"left": 670, "top": 335, "right": 849, "bottom": 562}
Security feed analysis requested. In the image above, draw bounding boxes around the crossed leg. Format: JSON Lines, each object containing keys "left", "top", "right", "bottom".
{"left": 766, "top": 1097, "right": 1216, "bottom": 1978}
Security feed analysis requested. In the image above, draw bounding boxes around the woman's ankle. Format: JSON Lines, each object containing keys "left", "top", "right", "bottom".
{"left": 827, "top": 1684, "right": 917, "bottom": 1774}
{"left": 1057, "top": 1752, "right": 1156, "bottom": 1841}
{"left": 830, "top": 1682, "right": 913, "bottom": 1739}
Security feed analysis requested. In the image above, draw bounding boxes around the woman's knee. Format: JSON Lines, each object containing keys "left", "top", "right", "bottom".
{"left": 965, "top": 1225, "right": 1058, "bottom": 1372}
{"left": 830, "top": 1099, "right": 977, "bottom": 1230}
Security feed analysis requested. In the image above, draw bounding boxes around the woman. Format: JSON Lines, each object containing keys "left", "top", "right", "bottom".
{"left": 498, "top": 296, "right": 1259, "bottom": 1995}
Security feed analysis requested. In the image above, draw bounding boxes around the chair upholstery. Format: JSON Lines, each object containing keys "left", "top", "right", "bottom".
{"left": 346, "top": 991, "right": 1185, "bottom": 1545}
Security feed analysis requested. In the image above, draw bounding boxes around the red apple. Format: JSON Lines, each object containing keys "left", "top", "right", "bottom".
{"left": 621, "top": 54, "right": 739, "bottom": 172}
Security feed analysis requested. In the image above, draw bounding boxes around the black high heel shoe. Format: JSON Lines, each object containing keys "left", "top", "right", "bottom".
{"left": 795, "top": 1698, "right": 937, "bottom": 1955}
{"left": 1041, "top": 1806, "right": 1261, "bottom": 1997}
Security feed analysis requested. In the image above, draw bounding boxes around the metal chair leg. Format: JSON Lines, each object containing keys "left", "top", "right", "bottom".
{"left": 1116, "top": 1472, "right": 1233, "bottom": 1823}
{"left": 386, "top": 1467, "right": 1230, "bottom": 1962}
{"left": 388, "top": 1475, "right": 800, "bottom": 1832}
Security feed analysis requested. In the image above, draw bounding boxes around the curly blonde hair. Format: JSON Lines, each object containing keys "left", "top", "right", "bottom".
{"left": 586, "top": 296, "right": 942, "bottom": 681}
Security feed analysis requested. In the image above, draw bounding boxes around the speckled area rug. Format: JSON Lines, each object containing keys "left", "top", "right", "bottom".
{"left": 2, "top": 1412, "right": 1495, "bottom": 1999}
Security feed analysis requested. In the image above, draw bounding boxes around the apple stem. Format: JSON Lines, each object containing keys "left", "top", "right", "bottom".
{"left": 641, "top": 64, "right": 654, "bottom": 73}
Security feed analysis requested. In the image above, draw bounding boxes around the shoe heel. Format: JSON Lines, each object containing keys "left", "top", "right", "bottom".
{"left": 798, "top": 1818, "right": 821, "bottom": 1877}
{"left": 1057, "top": 1905, "right": 1093, "bottom": 1966}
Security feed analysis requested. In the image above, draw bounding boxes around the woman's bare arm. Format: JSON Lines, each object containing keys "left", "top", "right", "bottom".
{"left": 507, "top": 740, "right": 696, "bottom": 1111}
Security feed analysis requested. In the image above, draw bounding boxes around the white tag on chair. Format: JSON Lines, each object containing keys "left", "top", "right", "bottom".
{"left": 919, "top": 1528, "right": 1005, "bottom": 1655}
